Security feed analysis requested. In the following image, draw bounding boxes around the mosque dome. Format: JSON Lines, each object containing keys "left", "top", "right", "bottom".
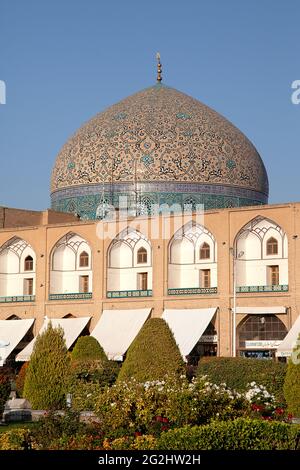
{"left": 51, "top": 82, "right": 268, "bottom": 219}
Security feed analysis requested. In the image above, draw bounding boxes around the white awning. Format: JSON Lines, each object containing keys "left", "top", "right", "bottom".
{"left": 235, "top": 306, "right": 287, "bottom": 315}
{"left": 0, "top": 319, "right": 35, "bottom": 365}
{"left": 276, "top": 315, "right": 300, "bottom": 357}
{"left": 16, "top": 317, "right": 90, "bottom": 362}
{"left": 91, "top": 309, "right": 151, "bottom": 360}
{"left": 162, "top": 308, "right": 217, "bottom": 360}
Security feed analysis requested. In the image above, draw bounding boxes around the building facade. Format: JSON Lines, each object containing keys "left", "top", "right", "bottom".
{"left": 0, "top": 202, "right": 299, "bottom": 363}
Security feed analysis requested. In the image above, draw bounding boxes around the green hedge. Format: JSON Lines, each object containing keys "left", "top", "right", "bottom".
{"left": 71, "top": 336, "right": 107, "bottom": 362}
{"left": 157, "top": 418, "right": 300, "bottom": 450}
{"left": 197, "top": 357, "right": 286, "bottom": 402}
{"left": 118, "top": 318, "right": 185, "bottom": 382}
{"left": 284, "top": 334, "right": 300, "bottom": 416}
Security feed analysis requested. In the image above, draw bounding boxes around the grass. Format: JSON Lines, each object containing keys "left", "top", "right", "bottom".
{"left": 0, "top": 421, "right": 36, "bottom": 433}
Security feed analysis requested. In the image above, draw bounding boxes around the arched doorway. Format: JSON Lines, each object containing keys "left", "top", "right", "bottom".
{"left": 237, "top": 314, "right": 287, "bottom": 359}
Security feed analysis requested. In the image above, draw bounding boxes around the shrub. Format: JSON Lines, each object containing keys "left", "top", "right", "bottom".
{"left": 30, "top": 410, "right": 87, "bottom": 449}
{"left": 15, "top": 362, "right": 29, "bottom": 397}
{"left": 157, "top": 418, "right": 300, "bottom": 450}
{"left": 0, "top": 428, "right": 32, "bottom": 450}
{"left": 23, "top": 323, "right": 71, "bottom": 409}
{"left": 71, "top": 336, "right": 107, "bottom": 362}
{"left": 95, "top": 376, "right": 247, "bottom": 439}
{"left": 70, "top": 382, "right": 104, "bottom": 411}
{"left": 284, "top": 334, "right": 300, "bottom": 417}
{"left": 197, "top": 357, "right": 286, "bottom": 403}
{"left": 70, "top": 336, "right": 119, "bottom": 387}
{"left": 0, "top": 369, "right": 11, "bottom": 418}
{"left": 118, "top": 318, "right": 185, "bottom": 382}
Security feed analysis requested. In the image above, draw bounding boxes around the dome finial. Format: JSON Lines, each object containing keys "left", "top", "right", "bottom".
{"left": 156, "top": 52, "right": 162, "bottom": 82}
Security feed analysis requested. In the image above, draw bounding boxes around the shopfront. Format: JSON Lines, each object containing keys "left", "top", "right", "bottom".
{"left": 237, "top": 314, "right": 287, "bottom": 359}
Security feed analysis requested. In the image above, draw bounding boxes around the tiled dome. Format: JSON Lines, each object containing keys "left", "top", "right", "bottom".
{"left": 51, "top": 84, "right": 268, "bottom": 219}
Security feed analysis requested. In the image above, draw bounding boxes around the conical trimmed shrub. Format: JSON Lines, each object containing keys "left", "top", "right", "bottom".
{"left": 71, "top": 336, "right": 107, "bottom": 362}
{"left": 284, "top": 333, "right": 300, "bottom": 417}
{"left": 23, "top": 323, "right": 71, "bottom": 409}
{"left": 70, "top": 335, "right": 119, "bottom": 386}
{"left": 118, "top": 318, "right": 185, "bottom": 382}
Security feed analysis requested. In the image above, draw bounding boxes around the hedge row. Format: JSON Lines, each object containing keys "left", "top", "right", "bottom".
{"left": 1, "top": 418, "right": 299, "bottom": 450}
{"left": 197, "top": 357, "right": 286, "bottom": 402}
{"left": 156, "top": 418, "right": 300, "bottom": 450}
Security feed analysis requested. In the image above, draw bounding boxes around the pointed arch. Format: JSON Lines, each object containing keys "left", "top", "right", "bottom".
{"left": 0, "top": 237, "right": 36, "bottom": 297}
{"left": 169, "top": 220, "right": 216, "bottom": 264}
{"left": 234, "top": 216, "right": 288, "bottom": 290}
{"left": 107, "top": 227, "right": 152, "bottom": 293}
{"left": 50, "top": 232, "right": 92, "bottom": 296}
{"left": 168, "top": 221, "right": 217, "bottom": 291}
{"left": 108, "top": 227, "right": 152, "bottom": 268}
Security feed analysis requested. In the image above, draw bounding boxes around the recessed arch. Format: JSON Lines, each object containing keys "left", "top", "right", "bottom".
{"left": 107, "top": 227, "right": 152, "bottom": 293}
{"left": 0, "top": 237, "right": 36, "bottom": 297}
{"left": 168, "top": 220, "right": 217, "bottom": 290}
{"left": 234, "top": 216, "right": 288, "bottom": 290}
{"left": 49, "top": 232, "right": 92, "bottom": 296}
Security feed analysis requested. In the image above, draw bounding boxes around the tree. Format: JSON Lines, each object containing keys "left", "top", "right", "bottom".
{"left": 118, "top": 318, "right": 185, "bottom": 382}
{"left": 70, "top": 335, "right": 119, "bottom": 387}
{"left": 23, "top": 323, "right": 71, "bottom": 409}
{"left": 71, "top": 336, "right": 107, "bottom": 362}
{"left": 283, "top": 333, "right": 300, "bottom": 417}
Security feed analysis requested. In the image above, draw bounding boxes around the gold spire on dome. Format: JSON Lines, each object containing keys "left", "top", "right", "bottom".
{"left": 156, "top": 52, "right": 162, "bottom": 82}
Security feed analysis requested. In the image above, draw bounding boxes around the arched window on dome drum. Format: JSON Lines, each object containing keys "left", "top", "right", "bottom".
{"left": 199, "top": 242, "right": 210, "bottom": 260}
{"left": 24, "top": 255, "right": 33, "bottom": 271}
{"left": 137, "top": 247, "right": 147, "bottom": 264}
{"left": 266, "top": 237, "right": 278, "bottom": 256}
{"left": 79, "top": 251, "right": 89, "bottom": 268}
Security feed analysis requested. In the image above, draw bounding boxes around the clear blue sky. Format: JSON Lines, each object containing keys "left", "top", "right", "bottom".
{"left": 0, "top": 0, "right": 299, "bottom": 210}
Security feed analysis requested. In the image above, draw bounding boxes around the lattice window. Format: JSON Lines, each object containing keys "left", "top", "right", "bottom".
{"left": 200, "top": 242, "right": 210, "bottom": 259}
{"left": 266, "top": 237, "right": 278, "bottom": 256}
{"left": 137, "top": 247, "right": 147, "bottom": 264}
{"left": 79, "top": 251, "right": 89, "bottom": 267}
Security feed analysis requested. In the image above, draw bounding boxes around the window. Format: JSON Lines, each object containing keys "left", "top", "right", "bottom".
{"left": 200, "top": 269, "right": 211, "bottom": 288}
{"left": 266, "top": 237, "right": 278, "bottom": 256}
{"left": 79, "top": 275, "right": 89, "bottom": 293}
{"left": 138, "top": 272, "right": 148, "bottom": 290}
{"left": 200, "top": 242, "right": 210, "bottom": 260}
{"left": 238, "top": 314, "right": 287, "bottom": 350}
{"left": 268, "top": 265, "right": 279, "bottom": 285}
{"left": 137, "top": 247, "right": 147, "bottom": 264}
{"left": 24, "top": 278, "right": 33, "bottom": 295}
{"left": 24, "top": 255, "right": 33, "bottom": 271}
{"left": 79, "top": 251, "right": 89, "bottom": 267}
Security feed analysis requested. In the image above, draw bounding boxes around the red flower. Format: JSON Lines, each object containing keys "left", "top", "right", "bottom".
{"left": 275, "top": 407, "right": 284, "bottom": 415}
{"left": 134, "top": 432, "right": 142, "bottom": 437}
{"left": 161, "top": 426, "right": 169, "bottom": 431}
{"left": 288, "top": 413, "right": 293, "bottom": 420}
{"left": 155, "top": 416, "right": 163, "bottom": 422}
{"left": 251, "top": 404, "right": 264, "bottom": 412}
{"left": 162, "top": 417, "right": 169, "bottom": 423}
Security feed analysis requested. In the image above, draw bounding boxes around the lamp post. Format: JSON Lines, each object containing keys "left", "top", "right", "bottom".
{"left": 230, "top": 248, "right": 244, "bottom": 357}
